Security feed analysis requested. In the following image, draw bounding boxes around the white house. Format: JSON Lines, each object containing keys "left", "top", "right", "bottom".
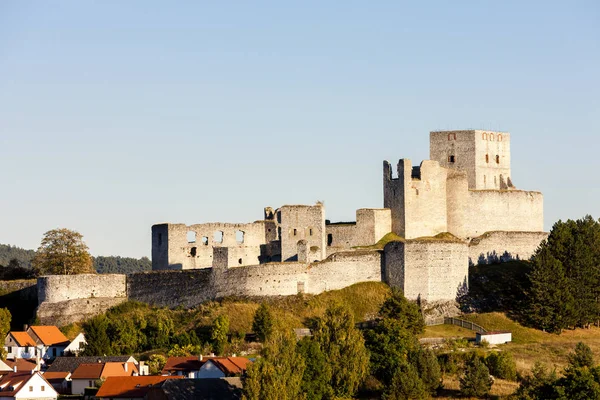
{"left": 0, "top": 371, "right": 58, "bottom": 400}
{"left": 4, "top": 333, "right": 37, "bottom": 360}
{"left": 62, "top": 333, "right": 86, "bottom": 356}
{"left": 25, "top": 326, "right": 69, "bottom": 360}
{"left": 70, "top": 362, "right": 138, "bottom": 395}
{"left": 197, "top": 357, "right": 251, "bottom": 379}
{"left": 476, "top": 331, "right": 512, "bottom": 345}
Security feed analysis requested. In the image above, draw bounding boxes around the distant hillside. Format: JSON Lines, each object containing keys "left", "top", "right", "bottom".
{"left": 0, "top": 243, "right": 151, "bottom": 274}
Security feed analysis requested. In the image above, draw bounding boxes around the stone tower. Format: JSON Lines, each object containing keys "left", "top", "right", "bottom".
{"left": 429, "top": 130, "right": 513, "bottom": 190}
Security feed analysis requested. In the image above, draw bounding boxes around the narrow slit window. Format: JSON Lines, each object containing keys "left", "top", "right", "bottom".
{"left": 448, "top": 155, "right": 456, "bottom": 163}
{"left": 496, "top": 155, "right": 500, "bottom": 164}
{"left": 485, "top": 154, "right": 489, "bottom": 163}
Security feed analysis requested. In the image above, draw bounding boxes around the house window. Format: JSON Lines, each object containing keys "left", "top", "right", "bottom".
{"left": 29, "top": 386, "right": 33, "bottom": 392}
{"left": 41, "top": 386, "right": 45, "bottom": 392}
{"left": 89, "top": 381, "right": 93, "bottom": 387}
{"left": 53, "top": 347, "right": 57, "bottom": 357}
{"left": 448, "top": 155, "right": 455, "bottom": 163}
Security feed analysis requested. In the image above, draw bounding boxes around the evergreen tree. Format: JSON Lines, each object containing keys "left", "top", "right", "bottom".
{"left": 210, "top": 315, "right": 229, "bottom": 355}
{"left": 525, "top": 245, "right": 575, "bottom": 333}
{"left": 252, "top": 303, "right": 274, "bottom": 342}
{"left": 459, "top": 354, "right": 493, "bottom": 398}
{"left": 568, "top": 342, "right": 595, "bottom": 369}
{"left": 379, "top": 288, "right": 425, "bottom": 334}
{"left": 82, "top": 315, "right": 112, "bottom": 356}
{"left": 410, "top": 348, "right": 442, "bottom": 393}
{"left": 383, "top": 363, "right": 428, "bottom": 400}
{"left": 559, "top": 367, "right": 600, "bottom": 400}
{"left": 313, "top": 304, "right": 369, "bottom": 398}
{"left": 514, "top": 362, "right": 560, "bottom": 400}
{"left": 485, "top": 351, "right": 517, "bottom": 381}
{"left": 296, "top": 337, "right": 333, "bottom": 400}
{"left": 244, "top": 329, "right": 306, "bottom": 400}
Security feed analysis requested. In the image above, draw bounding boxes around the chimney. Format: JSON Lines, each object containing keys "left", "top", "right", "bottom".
{"left": 13, "top": 365, "right": 16, "bottom": 373}
{"left": 124, "top": 363, "right": 128, "bottom": 372}
{"left": 199, "top": 355, "right": 203, "bottom": 362}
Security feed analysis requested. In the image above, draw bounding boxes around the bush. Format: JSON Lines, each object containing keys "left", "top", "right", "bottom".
{"left": 568, "top": 342, "right": 595, "bottom": 369}
{"left": 460, "top": 353, "right": 493, "bottom": 398}
{"left": 486, "top": 351, "right": 517, "bottom": 381}
{"left": 383, "top": 363, "right": 427, "bottom": 400}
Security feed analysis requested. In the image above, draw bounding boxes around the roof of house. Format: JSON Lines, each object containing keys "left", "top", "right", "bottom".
{"left": 208, "top": 358, "right": 251, "bottom": 376}
{"left": 161, "top": 357, "right": 207, "bottom": 374}
{"left": 71, "top": 362, "right": 138, "bottom": 380}
{"left": 147, "top": 378, "right": 242, "bottom": 400}
{"left": 4, "top": 358, "right": 39, "bottom": 372}
{"left": 42, "top": 371, "right": 71, "bottom": 384}
{"left": 27, "top": 326, "right": 69, "bottom": 346}
{"left": 0, "top": 372, "right": 55, "bottom": 397}
{"left": 96, "top": 376, "right": 183, "bottom": 398}
{"left": 46, "top": 356, "right": 136, "bottom": 373}
{"left": 8, "top": 332, "right": 36, "bottom": 347}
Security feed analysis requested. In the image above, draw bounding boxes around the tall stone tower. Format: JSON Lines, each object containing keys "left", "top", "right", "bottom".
{"left": 429, "top": 130, "right": 512, "bottom": 190}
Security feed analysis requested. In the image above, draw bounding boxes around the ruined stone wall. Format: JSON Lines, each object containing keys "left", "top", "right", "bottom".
{"left": 279, "top": 204, "right": 326, "bottom": 262}
{"left": 38, "top": 274, "right": 127, "bottom": 303}
{"left": 384, "top": 239, "right": 468, "bottom": 302}
{"left": 325, "top": 209, "right": 392, "bottom": 256}
{"left": 430, "top": 130, "right": 478, "bottom": 188}
{"left": 152, "top": 221, "right": 269, "bottom": 270}
{"left": 384, "top": 160, "right": 406, "bottom": 236}
{"left": 403, "top": 161, "right": 448, "bottom": 239}
{"left": 469, "top": 231, "right": 548, "bottom": 265}
{"left": 37, "top": 297, "right": 127, "bottom": 326}
{"left": 325, "top": 223, "right": 355, "bottom": 256}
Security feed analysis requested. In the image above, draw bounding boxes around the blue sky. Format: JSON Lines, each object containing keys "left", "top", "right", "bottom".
{"left": 0, "top": 1, "right": 598, "bottom": 258}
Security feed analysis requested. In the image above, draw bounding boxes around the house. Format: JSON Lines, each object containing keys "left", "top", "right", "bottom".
{"left": 63, "top": 333, "right": 86, "bottom": 356}
{"left": 0, "top": 371, "right": 58, "bottom": 400}
{"left": 161, "top": 356, "right": 206, "bottom": 378}
{"left": 95, "top": 376, "right": 183, "bottom": 399}
{"left": 476, "top": 331, "right": 512, "bottom": 345}
{"left": 41, "top": 372, "right": 71, "bottom": 395}
{"left": 0, "top": 361, "right": 13, "bottom": 374}
{"left": 26, "top": 326, "right": 69, "bottom": 360}
{"left": 145, "top": 378, "right": 242, "bottom": 400}
{"left": 70, "top": 362, "right": 138, "bottom": 395}
{"left": 197, "top": 357, "right": 251, "bottom": 379}
{"left": 45, "top": 356, "right": 137, "bottom": 373}
{"left": 4, "top": 332, "right": 37, "bottom": 359}
{"left": 4, "top": 358, "right": 42, "bottom": 373}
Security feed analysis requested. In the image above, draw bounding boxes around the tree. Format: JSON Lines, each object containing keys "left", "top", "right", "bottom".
{"left": 210, "top": 315, "right": 229, "bottom": 355}
{"left": 0, "top": 308, "right": 11, "bottom": 360}
{"left": 244, "top": 329, "right": 306, "bottom": 400}
{"left": 559, "top": 367, "right": 600, "bottom": 400}
{"left": 252, "top": 303, "right": 274, "bottom": 342}
{"left": 410, "top": 348, "right": 442, "bottom": 393}
{"left": 313, "top": 304, "right": 369, "bottom": 398}
{"left": 32, "top": 228, "right": 94, "bottom": 275}
{"left": 460, "top": 354, "right": 493, "bottom": 398}
{"left": 568, "top": 342, "right": 595, "bottom": 369}
{"left": 379, "top": 288, "right": 424, "bottom": 335}
{"left": 296, "top": 337, "right": 333, "bottom": 400}
{"left": 81, "top": 315, "right": 112, "bottom": 356}
{"left": 383, "top": 363, "right": 428, "bottom": 400}
{"left": 147, "top": 354, "right": 167, "bottom": 375}
{"left": 514, "top": 362, "right": 560, "bottom": 400}
{"left": 486, "top": 351, "right": 517, "bottom": 381}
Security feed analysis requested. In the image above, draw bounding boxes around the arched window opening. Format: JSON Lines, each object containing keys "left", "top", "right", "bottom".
{"left": 482, "top": 133, "right": 488, "bottom": 140}
{"left": 190, "top": 247, "right": 197, "bottom": 257}
{"left": 490, "top": 133, "right": 495, "bottom": 141}
{"left": 498, "top": 134, "right": 503, "bottom": 142}
{"left": 213, "top": 231, "right": 223, "bottom": 243}
{"left": 238, "top": 258, "right": 243, "bottom": 265}
{"left": 187, "top": 231, "right": 196, "bottom": 243}
{"left": 201, "top": 236, "right": 209, "bottom": 246}
{"left": 448, "top": 133, "right": 456, "bottom": 141}
{"left": 235, "top": 230, "right": 245, "bottom": 244}
{"left": 496, "top": 155, "right": 500, "bottom": 164}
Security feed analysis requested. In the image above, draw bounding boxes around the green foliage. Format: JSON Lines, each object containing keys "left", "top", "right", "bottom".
{"left": 81, "top": 315, "right": 112, "bottom": 356}
{"left": 296, "top": 337, "right": 333, "bottom": 400}
{"left": 383, "top": 363, "right": 428, "bottom": 400}
{"left": 32, "top": 228, "right": 95, "bottom": 275}
{"left": 147, "top": 354, "right": 167, "bottom": 375}
{"left": 167, "top": 344, "right": 201, "bottom": 357}
{"left": 559, "top": 367, "right": 600, "bottom": 400}
{"left": 252, "top": 303, "right": 274, "bottom": 342}
{"left": 244, "top": 329, "right": 306, "bottom": 400}
{"left": 313, "top": 303, "right": 369, "bottom": 398}
{"left": 410, "top": 348, "right": 442, "bottom": 393}
{"left": 0, "top": 244, "right": 36, "bottom": 269}
{"left": 210, "top": 315, "right": 230, "bottom": 355}
{"left": 379, "top": 288, "right": 424, "bottom": 335}
{"left": 485, "top": 351, "right": 517, "bottom": 381}
{"left": 459, "top": 353, "right": 493, "bottom": 398}
{"left": 514, "top": 362, "right": 561, "bottom": 400}
{"left": 568, "top": 342, "right": 595, "bottom": 369}
{"left": 93, "top": 255, "right": 151, "bottom": 274}
{"left": 0, "top": 259, "right": 35, "bottom": 280}
{"left": 0, "top": 308, "right": 11, "bottom": 340}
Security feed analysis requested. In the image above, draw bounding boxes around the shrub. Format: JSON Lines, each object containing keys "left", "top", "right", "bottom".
{"left": 486, "top": 351, "right": 517, "bottom": 381}
{"left": 460, "top": 353, "right": 493, "bottom": 398}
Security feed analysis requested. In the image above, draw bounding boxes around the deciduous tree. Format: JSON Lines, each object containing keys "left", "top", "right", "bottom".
{"left": 32, "top": 228, "right": 94, "bottom": 275}
{"left": 252, "top": 303, "right": 274, "bottom": 342}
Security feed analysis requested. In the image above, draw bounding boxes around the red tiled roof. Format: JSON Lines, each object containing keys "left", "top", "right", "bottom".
{"left": 9, "top": 332, "right": 36, "bottom": 347}
{"left": 42, "top": 371, "right": 70, "bottom": 383}
{"left": 71, "top": 362, "right": 138, "bottom": 380}
{"left": 0, "top": 372, "right": 53, "bottom": 397}
{"left": 71, "top": 363, "right": 104, "bottom": 380}
{"left": 4, "top": 358, "right": 39, "bottom": 372}
{"left": 162, "top": 357, "right": 207, "bottom": 374}
{"left": 27, "top": 326, "right": 69, "bottom": 346}
{"left": 209, "top": 357, "right": 252, "bottom": 375}
{"left": 96, "top": 376, "right": 183, "bottom": 398}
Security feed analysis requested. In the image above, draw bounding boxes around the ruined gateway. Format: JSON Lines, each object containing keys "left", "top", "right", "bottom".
{"left": 37, "top": 130, "right": 547, "bottom": 325}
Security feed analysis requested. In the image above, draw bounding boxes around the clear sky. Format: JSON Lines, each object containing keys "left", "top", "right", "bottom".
{"left": 0, "top": 1, "right": 598, "bottom": 258}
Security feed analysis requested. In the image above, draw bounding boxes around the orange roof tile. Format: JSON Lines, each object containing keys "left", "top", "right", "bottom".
{"left": 4, "top": 358, "right": 39, "bottom": 372}
{"left": 101, "top": 362, "right": 138, "bottom": 378}
{"left": 210, "top": 357, "right": 252, "bottom": 375}
{"left": 42, "top": 371, "right": 70, "bottom": 383}
{"left": 162, "top": 356, "right": 207, "bottom": 374}
{"left": 9, "top": 332, "right": 36, "bottom": 347}
{"left": 27, "top": 326, "right": 69, "bottom": 346}
{"left": 71, "top": 363, "right": 104, "bottom": 379}
{"left": 96, "top": 376, "right": 183, "bottom": 398}
{"left": 0, "top": 372, "right": 53, "bottom": 397}
{"left": 71, "top": 362, "right": 138, "bottom": 380}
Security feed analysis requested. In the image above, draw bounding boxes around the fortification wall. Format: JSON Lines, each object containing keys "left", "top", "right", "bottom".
{"left": 280, "top": 205, "right": 326, "bottom": 262}
{"left": 37, "top": 274, "right": 127, "bottom": 303}
{"left": 325, "top": 223, "right": 356, "bottom": 256}
{"left": 325, "top": 209, "right": 391, "bottom": 256}
{"left": 37, "top": 297, "right": 127, "bottom": 326}
{"left": 469, "top": 231, "right": 547, "bottom": 265}
{"left": 430, "top": 130, "right": 478, "bottom": 188}
{"left": 0, "top": 280, "right": 38, "bottom": 330}
{"left": 384, "top": 239, "right": 468, "bottom": 302}
{"left": 383, "top": 160, "right": 406, "bottom": 237}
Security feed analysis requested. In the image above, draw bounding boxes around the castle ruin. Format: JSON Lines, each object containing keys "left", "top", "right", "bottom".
{"left": 36, "top": 130, "right": 547, "bottom": 325}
